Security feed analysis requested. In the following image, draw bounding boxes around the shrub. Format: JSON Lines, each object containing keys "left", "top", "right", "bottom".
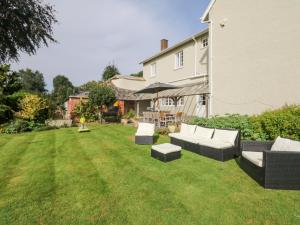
{"left": 0, "top": 104, "right": 13, "bottom": 124}
{"left": 190, "top": 114, "right": 261, "bottom": 140}
{"left": 1, "top": 119, "right": 44, "bottom": 134}
{"left": 190, "top": 105, "right": 300, "bottom": 141}
{"left": 252, "top": 105, "right": 300, "bottom": 141}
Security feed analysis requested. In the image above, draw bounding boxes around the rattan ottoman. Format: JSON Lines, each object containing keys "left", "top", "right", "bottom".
{"left": 151, "top": 143, "right": 182, "bottom": 162}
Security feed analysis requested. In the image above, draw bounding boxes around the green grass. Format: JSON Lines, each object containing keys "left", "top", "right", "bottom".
{"left": 0, "top": 124, "right": 299, "bottom": 225}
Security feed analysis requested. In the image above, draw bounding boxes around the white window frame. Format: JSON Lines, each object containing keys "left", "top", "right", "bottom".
{"left": 177, "top": 97, "right": 184, "bottom": 106}
{"left": 150, "top": 62, "right": 156, "bottom": 77}
{"left": 161, "top": 97, "right": 184, "bottom": 107}
{"left": 175, "top": 50, "right": 184, "bottom": 69}
{"left": 202, "top": 37, "right": 208, "bottom": 48}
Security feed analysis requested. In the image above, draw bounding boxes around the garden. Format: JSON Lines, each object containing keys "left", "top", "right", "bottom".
{"left": 0, "top": 124, "right": 299, "bottom": 225}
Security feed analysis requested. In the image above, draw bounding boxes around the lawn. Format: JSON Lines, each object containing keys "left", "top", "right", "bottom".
{"left": 0, "top": 125, "right": 299, "bottom": 225}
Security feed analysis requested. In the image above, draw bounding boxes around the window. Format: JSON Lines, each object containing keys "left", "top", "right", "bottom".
{"left": 199, "top": 95, "right": 206, "bottom": 106}
{"left": 161, "top": 98, "right": 174, "bottom": 106}
{"left": 150, "top": 63, "right": 156, "bottom": 77}
{"left": 202, "top": 38, "right": 208, "bottom": 48}
{"left": 175, "top": 51, "right": 184, "bottom": 69}
{"left": 178, "top": 97, "right": 184, "bottom": 106}
{"left": 161, "top": 97, "right": 184, "bottom": 106}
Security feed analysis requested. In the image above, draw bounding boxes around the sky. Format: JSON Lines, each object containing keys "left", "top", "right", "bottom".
{"left": 11, "top": 0, "right": 210, "bottom": 90}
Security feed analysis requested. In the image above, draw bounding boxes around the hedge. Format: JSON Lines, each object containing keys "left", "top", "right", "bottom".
{"left": 190, "top": 105, "right": 300, "bottom": 141}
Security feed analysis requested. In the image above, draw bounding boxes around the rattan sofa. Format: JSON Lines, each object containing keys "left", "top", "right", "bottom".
{"left": 240, "top": 138, "right": 300, "bottom": 190}
{"left": 169, "top": 124, "right": 241, "bottom": 162}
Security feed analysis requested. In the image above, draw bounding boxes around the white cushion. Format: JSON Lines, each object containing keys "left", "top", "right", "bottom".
{"left": 194, "top": 126, "right": 214, "bottom": 139}
{"left": 242, "top": 151, "right": 263, "bottom": 167}
{"left": 271, "top": 136, "right": 300, "bottom": 152}
{"left": 180, "top": 123, "right": 197, "bottom": 136}
{"left": 152, "top": 143, "right": 181, "bottom": 154}
{"left": 213, "top": 129, "right": 238, "bottom": 146}
{"left": 198, "top": 138, "right": 234, "bottom": 149}
{"left": 135, "top": 122, "right": 155, "bottom": 136}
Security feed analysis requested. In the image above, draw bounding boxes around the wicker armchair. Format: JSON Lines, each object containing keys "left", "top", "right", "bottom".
{"left": 135, "top": 122, "right": 155, "bottom": 145}
{"left": 240, "top": 141, "right": 300, "bottom": 190}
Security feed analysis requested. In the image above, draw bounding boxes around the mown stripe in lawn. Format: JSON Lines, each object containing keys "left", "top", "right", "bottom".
{"left": 51, "top": 128, "right": 116, "bottom": 225}
{"left": 77, "top": 125, "right": 196, "bottom": 225}
{"left": 0, "top": 130, "right": 57, "bottom": 225}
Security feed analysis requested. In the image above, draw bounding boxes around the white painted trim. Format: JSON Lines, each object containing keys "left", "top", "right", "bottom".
{"left": 192, "top": 37, "right": 198, "bottom": 76}
{"left": 201, "top": 0, "right": 216, "bottom": 22}
{"left": 150, "top": 62, "right": 157, "bottom": 77}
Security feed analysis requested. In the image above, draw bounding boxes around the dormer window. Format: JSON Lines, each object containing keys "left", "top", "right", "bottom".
{"left": 150, "top": 63, "right": 156, "bottom": 77}
{"left": 175, "top": 50, "right": 184, "bottom": 69}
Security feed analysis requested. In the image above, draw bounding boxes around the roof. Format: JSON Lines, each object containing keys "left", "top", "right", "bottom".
{"left": 138, "top": 81, "right": 209, "bottom": 100}
{"left": 69, "top": 92, "right": 89, "bottom": 99}
{"left": 201, "top": 0, "right": 216, "bottom": 22}
{"left": 109, "top": 74, "right": 145, "bottom": 81}
{"left": 107, "top": 81, "right": 149, "bottom": 101}
{"left": 140, "top": 28, "right": 209, "bottom": 64}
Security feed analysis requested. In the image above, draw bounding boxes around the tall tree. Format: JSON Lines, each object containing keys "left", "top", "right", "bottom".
{"left": 52, "top": 75, "right": 75, "bottom": 106}
{"left": 102, "top": 64, "right": 120, "bottom": 81}
{"left": 0, "top": 0, "right": 57, "bottom": 63}
{"left": 79, "top": 80, "right": 102, "bottom": 92}
{"left": 0, "top": 64, "right": 22, "bottom": 96}
{"left": 18, "top": 69, "right": 47, "bottom": 94}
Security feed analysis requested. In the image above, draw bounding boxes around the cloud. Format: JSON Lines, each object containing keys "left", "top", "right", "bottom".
{"left": 11, "top": 0, "right": 208, "bottom": 90}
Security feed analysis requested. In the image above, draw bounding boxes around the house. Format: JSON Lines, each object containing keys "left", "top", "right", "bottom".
{"left": 65, "top": 92, "right": 89, "bottom": 119}
{"left": 106, "top": 75, "right": 149, "bottom": 115}
{"left": 139, "top": 29, "right": 210, "bottom": 117}
{"left": 201, "top": 0, "right": 300, "bottom": 115}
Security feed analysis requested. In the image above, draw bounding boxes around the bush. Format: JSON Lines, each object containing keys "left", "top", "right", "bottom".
{"left": 1, "top": 119, "right": 44, "bottom": 134}
{"left": 0, "top": 104, "right": 13, "bottom": 124}
{"left": 190, "top": 114, "right": 261, "bottom": 140}
{"left": 189, "top": 105, "right": 300, "bottom": 141}
{"left": 252, "top": 105, "right": 300, "bottom": 141}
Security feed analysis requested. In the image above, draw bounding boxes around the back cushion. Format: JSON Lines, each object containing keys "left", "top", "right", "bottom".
{"left": 180, "top": 123, "right": 196, "bottom": 136}
{"left": 137, "top": 122, "right": 154, "bottom": 134}
{"left": 194, "top": 126, "right": 214, "bottom": 139}
{"left": 213, "top": 129, "right": 238, "bottom": 145}
{"left": 271, "top": 137, "right": 300, "bottom": 152}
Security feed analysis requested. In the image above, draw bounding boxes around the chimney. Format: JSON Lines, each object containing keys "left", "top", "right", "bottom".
{"left": 160, "top": 39, "right": 168, "bottom": 51}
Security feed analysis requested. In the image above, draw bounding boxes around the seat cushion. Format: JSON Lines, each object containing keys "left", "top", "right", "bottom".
{"left": 152, "top": 143, "right": 181, "bottom": 154}
{"left": 194, "top": 126, "right": 214, "bottom": 139}
{"left": 242, "top": 151, "right": 263, "bottom": 167}
{"left": 180, "top": 123, "right": 196, "bottom": 136}
{"left": 271, "top": 136, "right": 300, "bottom": 152}
{"left": 198, "top": 138, "right": 234, "bottom": 149}
{"left": 136, "top": 122, "right": 155, "bottom": 136}
{"left": 213, "top": 129, "right": 238, "bottom": 146}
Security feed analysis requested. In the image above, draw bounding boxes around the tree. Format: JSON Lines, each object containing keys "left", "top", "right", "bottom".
{"left": 52, "top": 75, "right": 75, "bottom": 106}
{"left": 18, "top": 69, "right": 47, "bottom": 93}
{"left": 102, "top": 64, "right": 120, "bottom": 81}
{"left": 88, "top": 85, "right": 116, "bottom": 118}
{"left": 17, "top": 94, "right": 48, "bottom": 121}
{"left": 130, "top": 71, "right": 143, "bottom": 78}
{"left": 0, "top": 64, "right": 22, "bottom": 96}
{"left": 0, "top": 0, "right": 57, "bottom": 63}
{"left": 79, "top": 80, "right": 102, "bottom": 92}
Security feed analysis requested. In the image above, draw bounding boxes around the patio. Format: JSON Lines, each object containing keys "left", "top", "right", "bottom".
{"left": 0, "top": 124, "right": 299, "bottom": 225}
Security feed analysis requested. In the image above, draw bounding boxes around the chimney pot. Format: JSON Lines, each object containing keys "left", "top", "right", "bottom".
{"left": 161, "top": 39, "right": 168, "bottom": 51}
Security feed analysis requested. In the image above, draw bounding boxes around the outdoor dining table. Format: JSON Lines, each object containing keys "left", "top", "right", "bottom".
{"left": 142, "top": 112, "right": 176, "bottom": 127}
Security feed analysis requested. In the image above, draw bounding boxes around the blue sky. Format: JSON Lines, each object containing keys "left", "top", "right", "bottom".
{"left": 11, "top": 0, "right": 210, "bottom": 90}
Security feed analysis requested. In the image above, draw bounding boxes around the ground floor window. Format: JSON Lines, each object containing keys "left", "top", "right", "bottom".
{"left": 161, "top": 97, "right": 184, "bottom": 106}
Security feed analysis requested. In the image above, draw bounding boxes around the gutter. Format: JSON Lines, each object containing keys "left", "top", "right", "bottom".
{"left": 192, "top": 37, "right": 198, "bottom": 77}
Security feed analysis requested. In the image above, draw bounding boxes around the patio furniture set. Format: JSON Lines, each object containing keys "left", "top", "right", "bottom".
{"left": 142, "top": 111, "right": 183, "bottom": 127}
{"left": 134, "top": 122, "right": 300, "bottom": 190}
